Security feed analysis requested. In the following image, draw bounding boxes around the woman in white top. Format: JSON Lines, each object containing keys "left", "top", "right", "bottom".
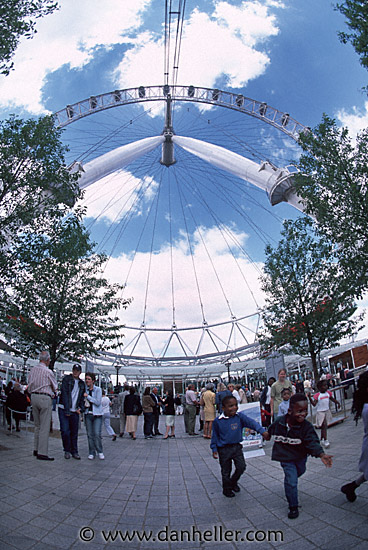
{"left": 228, "top": 383, "right": 241, "bottom": 404}
{"left": 101, "top": 391, "right": 117, "bottom": 441}
{"left": 84, "top": 373, "right": 104, "bottom": 460}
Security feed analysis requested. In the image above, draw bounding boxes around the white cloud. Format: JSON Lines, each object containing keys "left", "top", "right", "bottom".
{"left": 81, "top": 170, "right": 157, "bottom": 223}
{"left": 0, "top": 1, "right": 283, "bottom": 114}
{"left": 104, "top": 224, "right": 264, "bottom": 357}
{"left": 214, "top": 0, "right": 280, "bottom": 47}
{"left": 0, "top": 0, "right": 151, "bottom": 113}
{"left": 337, "top": 102, "right": 368, "bottom": 139}
{"left": 355, "top": 295, "right": 368, "bottom": 341}
{"left": 114, "top": 1, "right": 281, "bottom": 91}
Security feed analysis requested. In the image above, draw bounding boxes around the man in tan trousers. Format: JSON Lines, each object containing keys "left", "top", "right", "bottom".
{"left": 27, "top": 351, "right": 58, "bottom": 461}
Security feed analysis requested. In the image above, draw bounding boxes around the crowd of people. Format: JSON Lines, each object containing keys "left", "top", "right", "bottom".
{"left": 1, "top": 353, "right": 367, "bottom": 520}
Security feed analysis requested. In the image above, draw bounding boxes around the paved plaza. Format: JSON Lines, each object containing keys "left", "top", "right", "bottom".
{"left": 0, "top": 406, "right": 367, "bottom": 550}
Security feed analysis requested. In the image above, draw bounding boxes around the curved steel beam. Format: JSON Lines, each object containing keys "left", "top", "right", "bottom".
{"left": 53, "top": 85, "right": 309, "bottom": 141}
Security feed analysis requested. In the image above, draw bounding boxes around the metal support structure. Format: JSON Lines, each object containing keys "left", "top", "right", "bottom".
{"left": 53, "top": 85, "right": 308, "bottom": 142}
{"left": 160, "top": 95, "right": 176, "bottom": 167}
{"left": 51, "top": 85, "right": 309, "bottom": 371}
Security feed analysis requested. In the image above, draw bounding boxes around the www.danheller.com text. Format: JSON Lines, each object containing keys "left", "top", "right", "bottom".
{"left": 79, "top": 525, "right": 284, "bottom": 543}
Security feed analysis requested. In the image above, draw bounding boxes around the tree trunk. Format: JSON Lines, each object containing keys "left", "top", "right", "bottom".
{"left": 310, "top": 351, "right": 319, "bottom": 383}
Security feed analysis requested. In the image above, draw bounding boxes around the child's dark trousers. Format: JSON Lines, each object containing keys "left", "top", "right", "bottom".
{"left": 218, "top": 443, "right": 246, "bottom": 492}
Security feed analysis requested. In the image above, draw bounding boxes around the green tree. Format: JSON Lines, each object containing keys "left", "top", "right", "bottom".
{"left": 2, "top": 213, "right": 130, "bottom": 369}
{"left": 259, "top": 217, "right": 361, "bottom": 381}
{"left": 0, "top": 114, "right": 80, "bottom": 285}
{"left": 293, "top": 115, "right": 368, "bottom": 299}
{"left": 0, "top": 0, "right": 58, "bottom": 75}
{"left": 335, "top": 1, "right": 368, "bottom": 71}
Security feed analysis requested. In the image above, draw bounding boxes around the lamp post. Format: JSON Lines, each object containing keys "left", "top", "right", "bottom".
{"left": 225, "top": 361, "right": 231, "bottom": 383}
{"left": 115, "top": 364, "right": 121, "bottom": 392}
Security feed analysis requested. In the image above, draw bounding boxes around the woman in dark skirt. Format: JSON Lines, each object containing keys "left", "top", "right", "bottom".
{"left": 163, "top": 391, "right": 176, "bottom": 439}
{"left": 124, "top": 387, "right": 142, "bottom": 440}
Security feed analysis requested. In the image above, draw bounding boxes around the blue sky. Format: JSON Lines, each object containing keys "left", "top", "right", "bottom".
{"left": 1, "top": 0, "right": 367, "bottom": 357}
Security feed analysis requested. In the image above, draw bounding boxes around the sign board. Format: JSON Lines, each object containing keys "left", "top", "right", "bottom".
{"left": 265, "top": 352, "right": 285, "bottom": 381}
{"left": 352, "top": 345, "right": 368, "bottom": 368}
{"left": 238, "top": 402, "right": 265, "bottom": 458}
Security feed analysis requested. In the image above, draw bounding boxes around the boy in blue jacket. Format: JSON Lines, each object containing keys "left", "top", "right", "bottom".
{"left": 211, "top": 395, "right": 270, "bottom": 497}
{"left": 268, "top": 393, "right": 333, "bottom": 519}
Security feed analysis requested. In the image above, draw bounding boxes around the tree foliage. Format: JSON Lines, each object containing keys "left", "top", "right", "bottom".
{"left": 0, "top": 115, "right": 81, "bottom": 285}
{"left": 259, "top": 217, "right": 361, "bottom": 380}
{"left": 0, "top": 0, "right": 58, "bottom": 75}
{"left": 2, "top": 213, "right": 130, "bottom": 368}
{"left": 335, "top": 1, "right": 368, "bottom": 71}
{"left": 294, "top": 114, "right": 368, "bottom": 299}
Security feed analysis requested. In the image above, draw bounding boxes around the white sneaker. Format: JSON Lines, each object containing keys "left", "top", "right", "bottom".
{"left": 324, "top": 440, "right": 330, "bottom": 448}
{"left": 320, "top": 439, "right": 325, "bottom": 446}
{"left": 88, "top": 454, "right": 95, "bottom": 460}
{"left": 98, "top": 453, "right": 105, "bottom": 460}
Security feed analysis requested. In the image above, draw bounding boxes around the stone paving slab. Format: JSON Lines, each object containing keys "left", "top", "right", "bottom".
{"left": 0, "top": 406, "right": 367, "bottom": 549}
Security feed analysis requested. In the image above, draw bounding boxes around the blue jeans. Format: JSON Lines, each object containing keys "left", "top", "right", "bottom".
{"left": 280, "top": 458, "right": 307, "bottom": 508}
{"left": 84, "top": 414, "right": 103, "bottom": 455}
{"left": 58, "top": 408, "right": 80, "bottom": 454}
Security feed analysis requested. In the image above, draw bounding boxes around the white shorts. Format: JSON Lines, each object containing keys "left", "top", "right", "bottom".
{"left": 315, "top": 409, "right": 332, "bottom": 428}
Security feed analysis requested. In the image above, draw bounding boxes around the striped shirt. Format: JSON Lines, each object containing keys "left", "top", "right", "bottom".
{"left": 27, "top": 362, "right": 58, "bottom": 397}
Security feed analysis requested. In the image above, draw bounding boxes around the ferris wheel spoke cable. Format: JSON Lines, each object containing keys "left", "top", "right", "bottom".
{"left": 82, "top": 167, "right": 144, "bottom": 225}
{"left": 97, "top": 152, "right": 163, "bottom": 304}
{"left": 75, "top": 109, "right": 154, "bottom": 164}
{"left": 174, "top": 169, "right": 207, "bottom": 323}
{"left": 202, "top": 171, "right": 279, "bottom": 245}
{"left": 141, "top": 172, "right": 164, "bottom": 326}
{"left": 109, "top": 174, "right": 163, "bottom": 323}
{"left": 65, "top": 105, "right": 161, "bottom": 163}
{"left": 164, "top": 0, "right": 171, "bottom": 87}
{"left": 188, "top": 107, "right": 275, "bottom": 165}
{"left": 174, "top": 145, "right": 280, "bottom": 244}
{"left": 177, "top": 177, "right": 235, "bottom": 319}
{"left": 176, "top": 162, "right": 261, "bottom": 308}
{"left": 184, "top": 105, "right": 295, "bottom": 170}
{"left": 82, "top": 152, "right": 158, "bottom": 247}
{"left": 173, "top": 0, "right": 186, "bottom": 85}
{"left": 73, "top": 114, "right": 159, "bottom": 166}
{"left": 97, "top": 176, "right": 150, "bottom": 254}
{"left": 183, "top": 177, "right": 263, "bottom": 304}
{"left": 168, "top": 176, "right": 176, "bottom": 327}
{"left": 175, "top": 154, "right": 262, "bottom": 260}
{"left": 97, "top": 154, "right": 164, "bottom": 259}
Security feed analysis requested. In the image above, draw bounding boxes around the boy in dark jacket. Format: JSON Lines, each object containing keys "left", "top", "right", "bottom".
{"left": 211, "top": 395, "right": 270, "bottom": 497}
{"left": 268, "top": 393, "right": 333, "bottom": 519}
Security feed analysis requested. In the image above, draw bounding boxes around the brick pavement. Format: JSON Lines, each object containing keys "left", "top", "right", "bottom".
{"left": 0, "top": 406, "right": 367, "bottom": 550}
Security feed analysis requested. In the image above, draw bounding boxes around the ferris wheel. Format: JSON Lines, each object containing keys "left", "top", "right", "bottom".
{"left": 53, "top": 84, "right": 308, "bottom": 372}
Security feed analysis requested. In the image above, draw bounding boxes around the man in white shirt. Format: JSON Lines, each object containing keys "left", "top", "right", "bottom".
{"left": 27, "top": 351, "right": 58, "bottom": 461}
{"left": 185, "top": 384, "right": 199, "bottom": 435}
{"left": 228, "top": 384, "right": 241, "bottom": 404}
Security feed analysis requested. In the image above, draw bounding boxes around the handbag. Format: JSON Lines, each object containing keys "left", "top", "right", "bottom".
{"left": 132, "top": 399, "right": 142, "bottom": 415}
